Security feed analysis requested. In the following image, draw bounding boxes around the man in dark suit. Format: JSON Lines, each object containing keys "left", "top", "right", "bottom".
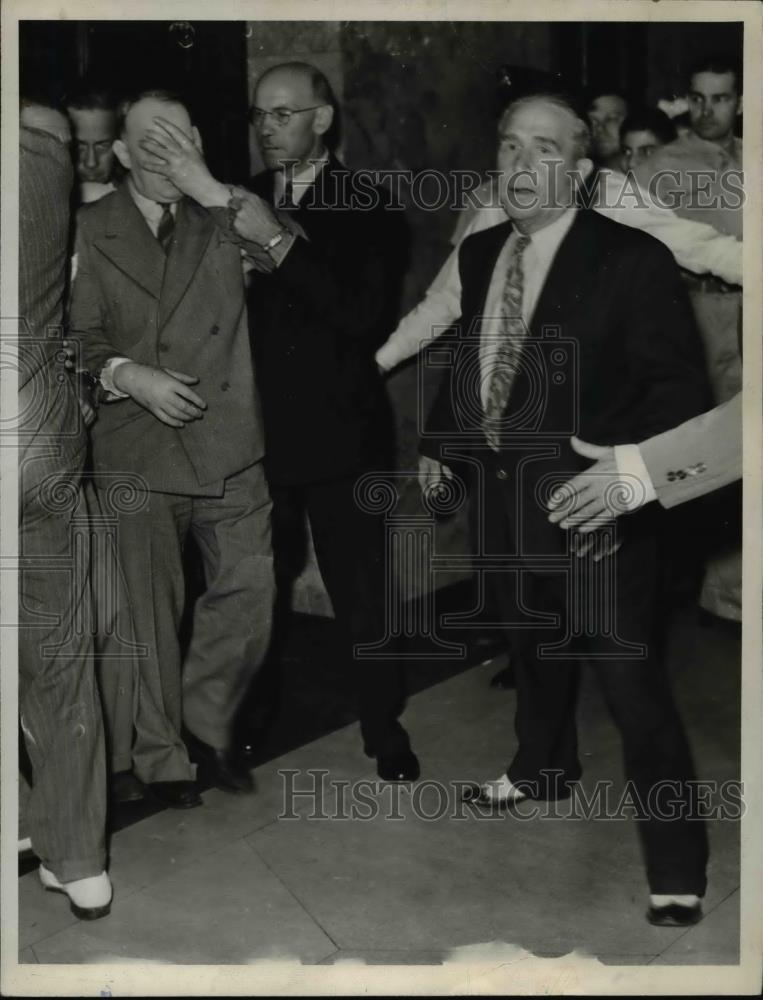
{"left": 236, "top": 62, "right": 418, "bottom": 781}
{"left": 419, "top": 93, "right": 711, "bottom": 925}
{"left": 69, "top": 90, "right": 277, "bottom": 807}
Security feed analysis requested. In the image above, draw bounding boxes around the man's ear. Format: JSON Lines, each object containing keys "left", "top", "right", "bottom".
{"left": 192, "top": 125, "right": 203, "bottom": 152}
{"left": 576, "top": 157, "right": 595, "bottom": 182}
{"left": 113, "top": 138, "right": 131, "bottom": 171}
{"left": 313, "top": 105, "right": 334, "bottom": 137}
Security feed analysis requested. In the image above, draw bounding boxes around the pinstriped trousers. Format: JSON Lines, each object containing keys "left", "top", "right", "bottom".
{"left": 18, "top": 370, "right": 107, "bottom": 882}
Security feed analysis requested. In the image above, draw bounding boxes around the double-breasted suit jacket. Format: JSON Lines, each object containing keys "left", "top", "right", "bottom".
{"left": 72, "top": 183, "right": 265, "bottom": 494}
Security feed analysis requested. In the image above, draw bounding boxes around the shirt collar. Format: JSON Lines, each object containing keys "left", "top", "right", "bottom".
{"left": 680, "top": 130, "right": 743, "bottom": 167}
{"left": 127, "top": 177, "right": 179, "bottom": 222}
{"left": 274, "top": 150, "right": 329, "bottom": 205}
{"left": 519, "top": 205, "right": 577, "bottom": 268}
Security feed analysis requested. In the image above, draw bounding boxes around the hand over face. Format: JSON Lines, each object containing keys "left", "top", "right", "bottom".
{"left": 139, "top": 117, "right": 211, "bottom": 199}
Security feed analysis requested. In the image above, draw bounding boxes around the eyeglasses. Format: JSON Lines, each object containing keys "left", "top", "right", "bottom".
{"left": 249, "top": 105, "right": 326, "bottom": 128}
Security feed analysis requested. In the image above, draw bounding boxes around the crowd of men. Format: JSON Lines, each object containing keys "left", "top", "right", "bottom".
{"left": 18, "top": 50, "right": 742, "bottom": 928}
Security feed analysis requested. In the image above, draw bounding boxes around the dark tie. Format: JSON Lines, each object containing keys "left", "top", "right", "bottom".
{"left": 157, "top": 205, "right": 175, "bottom": 254}
{"left": 482, "top": 234, "right": 531, "bottom": 451}
{"left": 279, "top": 179, "right": 296, "bottom": 210}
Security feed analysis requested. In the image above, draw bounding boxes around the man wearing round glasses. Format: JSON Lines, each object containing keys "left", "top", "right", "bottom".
{"left": 249, "top": 65, "right": 334, "bottom": 201}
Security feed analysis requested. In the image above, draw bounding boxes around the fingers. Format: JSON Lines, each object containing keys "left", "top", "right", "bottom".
{"left": 569, "top": 435, "right": 611, "bottom": 460}
{"left": 557, "top": 495, "right": 609, "bottom": 531}
{"left": 152, "top": 406, "right": 185, "bottom": 429}
{"left": 441, "top": 463, "right": 453, "bottom": 480}
{"left": 152, "top": 117, "right": 194, "bottom": 146}
{"left": 174, "top": 385, "right": 207, "bottom": 411}
{"left": 163, "top": 368, "right": 199, "bottom": 385}
{"left": 593, "top": 537, "right": 623, "bottom": 563}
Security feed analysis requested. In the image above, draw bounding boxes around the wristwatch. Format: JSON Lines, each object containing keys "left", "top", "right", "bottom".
{"left": 262, "top": 230, "right": 286, "bottom": 252}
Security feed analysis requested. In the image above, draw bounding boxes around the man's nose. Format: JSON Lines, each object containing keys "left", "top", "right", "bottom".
{"left": 258, "top": 114, "right": 275, "bottom": 137}
{"left": 85, "top": 145, "right": 97, "bottom": 168}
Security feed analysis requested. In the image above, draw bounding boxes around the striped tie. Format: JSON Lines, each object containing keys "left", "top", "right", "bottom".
{"left": 157, "top": 205, "right": 175, "bottom": 255}
{"left": 483, "top": 234, "right": 531, "bottom": 451}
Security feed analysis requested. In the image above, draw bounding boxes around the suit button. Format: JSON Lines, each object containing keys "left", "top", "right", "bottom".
{"left": 221, "top": 381, "right": 230, "bottom": 391}
{"left": 210, "top": 324, "right": 219, "bottom": 336}
{"left": 496, "top": 468, "right": 509, "bottom": 481}
{"left": 158, "top": 343, "right": 169, "bottom": 353}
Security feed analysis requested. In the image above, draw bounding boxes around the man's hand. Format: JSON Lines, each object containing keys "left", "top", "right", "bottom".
{"left": 139, "top": 117, "right": 228, "bottom": 205}
{"left": 418, "top": 455, "right": 453, "bottom": 499}
{"left": 113, "top": 362, "right": 207, "bottom": 429}
{"left": 547, "top": 436, "right": 633, "bottom": 533}
{"left": 230, "top": 190, "right": 284, "bottom": 247}
{"left": 570, "top": 530, "right": 623, "bottom": 563}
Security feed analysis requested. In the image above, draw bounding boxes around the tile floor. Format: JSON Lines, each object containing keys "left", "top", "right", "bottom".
{"left": 17, "top": 612, "right": 742, "bottom": 970}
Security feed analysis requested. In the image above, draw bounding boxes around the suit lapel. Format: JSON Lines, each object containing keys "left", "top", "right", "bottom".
{"left": 158, "top": 198, "right": 215, "bottom": 330}
{"left": 528, "top": 210, "right": 597, "bottom": 335}
{"left": 93, "top": 185, "right": 165, "bottom": 300}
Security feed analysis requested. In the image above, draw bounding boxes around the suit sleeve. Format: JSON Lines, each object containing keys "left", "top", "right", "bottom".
{"left": 67, "top": 220, "right": 120, "bottom": 377}
{"left": 419, "top": 244, "right": 469, "bottom": 461}
{"left": 640, "top": 392, "right": 742, "bottom": 507}
{"left": 263, "top": 201, "right": 404, "bottom": 352}
{"left": 623, "top": 238, "right": 712, "bottom": 439}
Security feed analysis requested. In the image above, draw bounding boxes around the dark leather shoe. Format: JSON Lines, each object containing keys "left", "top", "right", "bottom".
{"left": 376, "top": 749, "right": 420, "bottom": 782}
{"left": 185, "top": 731, "right": 255, "bottom": 794}
{"left": 111, "top": 771, "right": 144, "bottom": 804}
{"left": 647, "top": 902, "right": 703, "bottom": 927}
{"left": 490, "top": 665, "right": 515, "bottom": 689}
{"left": 147, "top": 780, "right": 202, "bottom": 809}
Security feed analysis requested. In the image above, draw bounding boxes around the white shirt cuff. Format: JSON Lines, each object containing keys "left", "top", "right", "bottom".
{"left": 614, "top": 444, "right": 658, "bottom": 510}
{"left": 99, "top": 357, "right": 132, "bottom": 399}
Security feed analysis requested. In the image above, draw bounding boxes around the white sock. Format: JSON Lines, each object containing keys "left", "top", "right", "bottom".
{"left": 650, "top": 893, "right": 700, "bottom": 908}
{"left": 481, "top": 774, "right": 527, "bottom": 802}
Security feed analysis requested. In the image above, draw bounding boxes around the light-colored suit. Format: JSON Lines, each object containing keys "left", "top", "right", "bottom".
{"left": 640, "top": 392, "right": 742, "bottom": 509}
{"left": 69, "top": 184, "right": 274, "bottom": 782}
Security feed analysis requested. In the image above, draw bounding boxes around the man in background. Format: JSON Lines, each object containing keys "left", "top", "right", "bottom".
{"left": 586, "top": 87, "right": 629, "bottom": 169}
{"left": 619, "top": 107, "right": 677, "bottom": 172}
{"left": 634, "top": 52, "right": 743, "bottom": 623}
{"left": 66, "top": 88, "right": 118, "bottom": 204}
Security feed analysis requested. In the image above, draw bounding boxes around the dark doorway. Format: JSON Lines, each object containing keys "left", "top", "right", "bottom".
{"left": 19, "top": 20, "right": 250, "bottom": 184}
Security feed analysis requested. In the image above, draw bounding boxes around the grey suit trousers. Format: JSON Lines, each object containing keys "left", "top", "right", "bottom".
{"left": 96, "top": 461, "right": 275, "bottom": 783}
{"left": 19, "top": 372, "right": 107, "bottom": 882}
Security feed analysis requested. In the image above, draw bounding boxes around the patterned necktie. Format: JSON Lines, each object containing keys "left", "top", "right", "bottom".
{"left": 483, "top": 234, "right": 531, "bottom": 451}
{"left": 157, "top": 205, "right": 175, "bottom": 254}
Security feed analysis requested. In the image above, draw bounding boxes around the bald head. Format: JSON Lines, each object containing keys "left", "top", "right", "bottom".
{"left": 252, "top": 62, "right": 335, "bottom": 173}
